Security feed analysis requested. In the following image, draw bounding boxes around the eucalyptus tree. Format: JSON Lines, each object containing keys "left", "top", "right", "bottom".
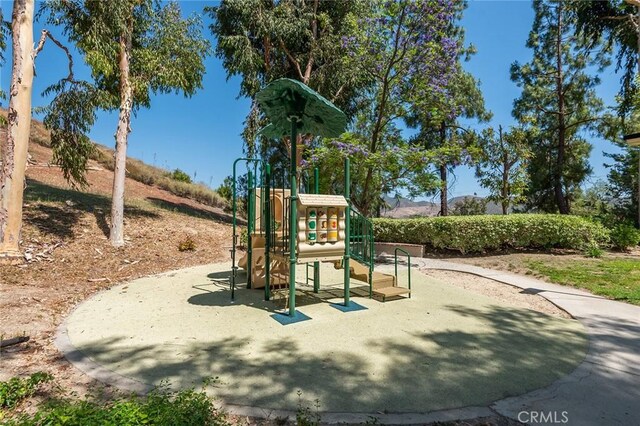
{"left": 47, "top": 0, "right": 210, "bottom": 247}
{"left": 511, "top": 0, "right": 606, "bottom": 214}
{"left": 475, "top": 126, "right": 531, "bottom": 215}
{"left": 208, "top": 0, "right": 371, "bottom": 179}
{"left": 1, "top": 0, "right": 89, "bottom": 263}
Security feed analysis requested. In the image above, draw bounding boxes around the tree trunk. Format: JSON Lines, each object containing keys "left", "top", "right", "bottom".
{"left": 554, "top": 2, "right": 570, "bottom": 214}
{"left": 0, "top": 0, "right": 35, "bottom": 264}
{"left": 439, "top": 164, "right": 448, "bottom": 216}
{"left": 439, "top": 122, "right": 448, "bottom": 216}
{"left": 360, "top": 5, "right": 407, "bottom": 217}
{"left": 499, "top": 126, "right": 509, "bottom": 215}
{"left": 109, "top": 24, "right": 133, "bottom": 247}
{"left": 636, "top": 5, "right": 640, "bottom": 228}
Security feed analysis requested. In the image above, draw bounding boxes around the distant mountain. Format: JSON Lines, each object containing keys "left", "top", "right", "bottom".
{"left": 381, "top": 195, "right": 504, "bottom": 218}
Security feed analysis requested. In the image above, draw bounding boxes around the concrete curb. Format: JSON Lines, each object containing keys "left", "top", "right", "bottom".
{"left": 412, "top": 257, "right": 640, "bottom": 426}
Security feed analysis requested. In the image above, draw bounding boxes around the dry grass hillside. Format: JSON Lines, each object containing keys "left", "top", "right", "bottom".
{"left": 0, "top": 114, "right": 234, "bottom": 396}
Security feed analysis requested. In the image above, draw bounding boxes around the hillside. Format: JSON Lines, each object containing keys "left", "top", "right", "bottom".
{"left": 0, "top": 116, "right": 233, "bottom": 394}
{"left": 382, "top": 195, "right": 504, "bottom": 218}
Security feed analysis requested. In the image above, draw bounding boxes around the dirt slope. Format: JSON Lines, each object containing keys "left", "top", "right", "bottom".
{"left": 0, "top": 140, "right": 233, "bottom": 398}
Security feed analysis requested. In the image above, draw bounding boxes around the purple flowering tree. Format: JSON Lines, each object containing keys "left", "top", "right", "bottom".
{"left": 321, "top": 0, "right": 462, "bottom": 216}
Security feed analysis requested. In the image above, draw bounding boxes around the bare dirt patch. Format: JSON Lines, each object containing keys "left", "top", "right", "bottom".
{"left": 421, "top": 269, "right": 571, "bottom": 319}
{"left": 1, "top": 143, "right": 234, "bottom": 403}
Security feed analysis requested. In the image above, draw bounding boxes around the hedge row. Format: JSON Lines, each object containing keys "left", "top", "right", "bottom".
{"left": 372, "top": 214, "right": 610, "bottom": 253}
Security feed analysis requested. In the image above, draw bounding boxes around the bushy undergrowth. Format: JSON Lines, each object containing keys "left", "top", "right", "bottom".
{"left": 609, "top": 223, "right": 640, "bottom": 251}
{"left": 373, "top": 214, "right": 610, "bottom": 253}
{"left": 3, "top": 377, "right": 228, "bottom": 426}
{"left": 0, "top": 372, "right": 53, "bottom": 411}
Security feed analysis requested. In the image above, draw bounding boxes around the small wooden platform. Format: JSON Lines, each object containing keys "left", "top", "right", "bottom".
{"left": 373, "top": 286, "right": 411, "bottom": 302}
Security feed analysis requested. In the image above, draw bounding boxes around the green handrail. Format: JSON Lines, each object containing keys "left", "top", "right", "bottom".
{"left": 349, "top": 207, "right": 374, "bottom": 298}
{"left": 394, "top": 247, "right": 411, "bottom": 298}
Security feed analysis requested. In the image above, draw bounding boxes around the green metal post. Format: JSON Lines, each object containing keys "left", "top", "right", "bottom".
{"left": 343, "top": 157, "right": 351, "bottom": 306}
{"left": 313, "top": 167, "right": 320, "bottom": 293}
{"left": 231, "top": 159, "right": 240, "bottom": 300}
{"left": 289, "top": 121, "right": 298, "bottom": 317}
{"left": 264, "top": 164, "right": 271, "bottom": 301}
{"left": 247, "top": 170, "right": 254, "bottom": 289}
{"left": 369, "top": 221, "right": 374, "bottom": 298}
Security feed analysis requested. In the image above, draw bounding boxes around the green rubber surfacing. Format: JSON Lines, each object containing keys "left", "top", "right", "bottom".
{"left": 63, "top": 262, "right": 587, "bottom": 414}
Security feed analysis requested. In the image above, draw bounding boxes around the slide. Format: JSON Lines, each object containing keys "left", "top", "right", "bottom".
{"left": 237, "top": 235, "right": 288, "bottom": 289}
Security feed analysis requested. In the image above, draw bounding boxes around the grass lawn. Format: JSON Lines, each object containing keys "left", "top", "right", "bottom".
{"left": 526, "top": 258, "right": 640, "bottom": 305}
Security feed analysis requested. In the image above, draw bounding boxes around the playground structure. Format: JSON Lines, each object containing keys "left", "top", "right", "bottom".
{"left": 230, "top": 79, "right": 411, "bottom": 319}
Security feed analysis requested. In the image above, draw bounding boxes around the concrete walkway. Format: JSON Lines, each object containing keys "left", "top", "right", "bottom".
{"left": 399, "top": 257, "right": 640, "bottom": 426}
{"left": 55, "top": 261, "right": 594, "bottom": 424}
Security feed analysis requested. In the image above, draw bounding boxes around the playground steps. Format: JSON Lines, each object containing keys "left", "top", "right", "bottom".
{"left": 372, "top": 286, "right": 411, "bottom": 301}
{"left": 335, "top": 259, "right": 410, "bottom": 301}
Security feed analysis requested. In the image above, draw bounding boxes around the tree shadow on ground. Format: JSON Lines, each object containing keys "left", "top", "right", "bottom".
{"left": 70, "top": 303, "right": 592, "bottom": 414}
{"left": 146, "top": 197, "right": 233, "bottom": 224}
{"left": 24, "top": 179, "right": 159, "bottom": 239}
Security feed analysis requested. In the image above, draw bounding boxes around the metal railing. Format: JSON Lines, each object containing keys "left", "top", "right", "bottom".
{"left": 394, "top": 247, "right": 411, "bottom": 297}
{"left": 349, "top": 208, "right": 374, "bottom": 298}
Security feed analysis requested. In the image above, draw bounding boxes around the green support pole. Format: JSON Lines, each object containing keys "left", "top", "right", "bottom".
{"left": 343, "top": 157, "right": 351, "bottom": 307}
{"left": 264, "top": 164, "right": 271, "bottom": 301}
{"left": 231, "top": 159, "right": 241, "bottom": 301}
{"left": 313, "top": 167, "right": 320, "bottom": 293}
{"left": 289, "top": 120, "right": 298, "bottom": 317}
{"left": 247, "top": 170, "right": 254, "bottom": 289}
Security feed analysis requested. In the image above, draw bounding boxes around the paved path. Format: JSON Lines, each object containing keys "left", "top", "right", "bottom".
{"left": 397, "top": 257, "right": 640, "bottom": 426}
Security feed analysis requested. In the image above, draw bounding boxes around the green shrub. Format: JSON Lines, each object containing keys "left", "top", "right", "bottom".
{"left": 0, "top": 372, "right": 53, "bottom": 411}
{"left": 178, "top": 236, "right": 197, "bottom": 252}
{"left": 609, "top": 223, "right": 640, "bottom": 251}
{"left": 171, "top": 168, "right": 193, "bottom": 184}
{"left": 582, "top": 240, "right": 604, "bottom": 258}
{"left": 450, "top": 197, "right": 487, "bottom": 216}
{"left": 373, "top": 214, "right": 610, "bottom": 253}
{"left": 6, "top": 387, "right": 227, "bottom": 426}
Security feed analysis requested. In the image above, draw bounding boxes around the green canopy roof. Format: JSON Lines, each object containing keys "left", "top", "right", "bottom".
{"left": 256, "top": 78, "right": 347, "bottom": 138}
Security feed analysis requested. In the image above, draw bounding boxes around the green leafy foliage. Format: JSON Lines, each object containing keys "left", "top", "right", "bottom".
{"left": 216, "top": 176, "right": 233, "bottom": 203}
{"left": 0, "top": 7, "right": 5, "bottom": 65}
{"left": 171, "top": 168, "right": 192, "bottom": 184}
{"left": 511, "top": 0, "right": 606, "bottom": 213}
{"left": 573, "top": 0, "right": 636, "bottom": 116}
{"left": 373, "top": 214, "right": 610, "bottom": 253}
{"left": 296, "top": 391, "right": 321, "bottom": 426}
{"left": 0, "top": 372, "right": 53, "bottom": 411}
{"left": 475, "top": 125, "right": 531, "bottom": 214}
{"left": 450, "top": 197, "right": 487, "bottom": 216}
{"left": 582, "top": 240, "right": 604, "bottom": 258}
{"left": 47, "top": 0, "right": 211, "bottom": 112}
{"left": 609, "top": 223, "right": 640, "bottom": 251}
{"left": 42, "top": 81, "right": 99, "bottom": 188}
{"left": 5, "top": 387, "right": 227, "bottom": 426}
{"left": 208, "top": 0, "right": 370, "bottom": 156}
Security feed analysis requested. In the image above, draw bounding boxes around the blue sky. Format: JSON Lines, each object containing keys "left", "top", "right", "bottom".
{"left": 0, "top": 0, "right": 625, "bottom": 198}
